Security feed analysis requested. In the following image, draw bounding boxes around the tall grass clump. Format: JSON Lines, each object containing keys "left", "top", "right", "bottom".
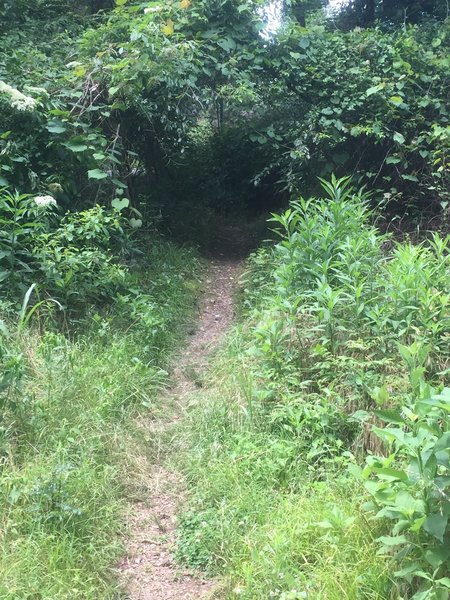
{"left": 176, "top": 176, "right": 449, "bottom": 600}
{"left": 0, "top": 236, "right": 201, "bottom": 599}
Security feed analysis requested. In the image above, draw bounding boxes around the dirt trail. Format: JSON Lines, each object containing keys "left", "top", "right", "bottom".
{"left": 118, "top": 253, "right": 243, "bottom": 600}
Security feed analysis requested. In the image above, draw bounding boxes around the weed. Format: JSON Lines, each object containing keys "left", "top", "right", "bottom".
{"left": 176, "top": 177, "right": 449, "bottom": 599}
{"left": 0, "top": 238, "right": 201, "bottom": 598}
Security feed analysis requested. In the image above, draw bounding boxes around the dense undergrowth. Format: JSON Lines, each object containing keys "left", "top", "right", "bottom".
{"left": 176, "top": 177, "right": 449, "bottom": 600}
{"left": 1, "top": 0, "right": 450, "bottom": 598}
{"left": 0, "top": 218, "right": 201, "bottom": 597}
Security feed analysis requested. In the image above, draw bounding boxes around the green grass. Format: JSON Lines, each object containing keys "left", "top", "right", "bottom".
{"left": 0, "top": 239, "right": 202, "bottom": 599}
{"left": 174, "top": 179, "right": 449, "bottom": 599}
{"left": 174, "top": 347, "right": 396, "bottom": 600}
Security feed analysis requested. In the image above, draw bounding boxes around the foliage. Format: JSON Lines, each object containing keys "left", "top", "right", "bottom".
{"left": 0, "top": 0, "right": 449, "bottom": 596}
{"left": 2, "top": 0, "right": 450, "bottom": 219}
{"left": 361, "top": 382, "right": 450, "bottom": 600}
{"left": 0, "top": 188, "right": 139, "bottom": 306}
{"left": 0, "top": 238, "right": 201, "bottom": 597}
{"left": 176, "top": 177, "right": 449, "bottom": 599}
{"left": 332, "top": 0, "right": 450, "bottom": 28}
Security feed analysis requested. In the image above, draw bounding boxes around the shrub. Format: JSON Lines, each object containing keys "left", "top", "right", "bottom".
{"left": 361, "top": 382, "right": 450, "bottom": 600}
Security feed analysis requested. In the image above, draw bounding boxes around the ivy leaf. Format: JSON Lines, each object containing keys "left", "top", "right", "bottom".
{"left": 111, "top": 197, "right": 129, "bottom": 210}
{"left": 130, "top": 217, "right": 143, "bottom": 228}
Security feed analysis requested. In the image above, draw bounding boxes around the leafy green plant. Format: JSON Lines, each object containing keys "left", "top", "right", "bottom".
{"left": 0, "top": 190, "right": 53, "bottom": 289}
{"left": 361, "top": 383, "right": 450, "bottom": 600}
{"left": 0, "top": 322, "right": 24, "bottom": 415}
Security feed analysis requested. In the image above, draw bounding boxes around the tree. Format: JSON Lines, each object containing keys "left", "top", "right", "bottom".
{"left": 286, "top": 0, "right": 327, "bottom": 26}
{"left": 334, "top": 0, "right": 448, "bottom": 27}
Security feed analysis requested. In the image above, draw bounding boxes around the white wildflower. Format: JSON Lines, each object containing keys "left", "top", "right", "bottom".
{"left": 34, "top": 195, "right": 57, "bottom": 208}
{"left": 144, "top": 5, "right": 161, "bottom": 13}
{"left": 48, "top": 182, "right": 63, "bottom": 195}
{"left": 24, "top": 85, "right": 49, "bottom": 98}
{"left": 0, "top": 80, "right": 37, "bottom": 112}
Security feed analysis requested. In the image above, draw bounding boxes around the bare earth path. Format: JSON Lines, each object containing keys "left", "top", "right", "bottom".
{"left": 118, "top": 255, "right": 243, "bottom": 600}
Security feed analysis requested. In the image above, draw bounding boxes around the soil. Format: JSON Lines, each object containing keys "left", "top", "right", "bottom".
{"left": 118, "top": 252, "right": 244, "bottom": 600}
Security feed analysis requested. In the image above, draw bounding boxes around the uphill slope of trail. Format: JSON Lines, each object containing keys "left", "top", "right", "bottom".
{"left": 118, "top": 224, "right": 253, "bottom": 600}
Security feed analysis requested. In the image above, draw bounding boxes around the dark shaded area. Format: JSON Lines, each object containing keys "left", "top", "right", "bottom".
{"left": 334, "top": 0, "right": 449, "bottom": 27}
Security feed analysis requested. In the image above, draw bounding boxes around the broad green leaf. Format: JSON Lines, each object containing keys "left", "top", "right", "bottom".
{"left": 298, "top": 37, "right": 310, "bottom": 49}
{"left": 434, "top": 432, "right": 450, "bottom": 452}
{"left": 423, "top": 514, "right": 448, "bottom": 542}
{"left": 394, "top": 563, "right": 422, "bottom": 578}
{"left": 64, "top": 141, "right": 88, "bottom": 152}
{"left": 111, "top": 197, "right": 129, "bottom": 210}
{"left": 372, "top": 467, "right": 408, "bottom": 481}
{"left": 372, "top": 426, "right": 406, "bottom": 445}
{"left": 393, "top": 132, "right": 405, "bottom": 144}
{"left": 425, "top": 545, "right": 450, "bottom": 569}
{"left": 377, "top": 535, "right": 408, "bottom": 546}
{"left": 401, "top": 174, "right": 418, "bottom": 182}
{"left": 130, "top": 217, "right": 142, "bottom": 228}
{"left": 217, "top": 37, "right": 237, "bottom": 52}
{"left": 46, "top": 120, "right": 67, "bottom": 134}
{"left": 374, "top": 409, "right": 403, "bottom": 425}
{"left": 88, "top": 169, "right": 108, "bottom": 180}
{"left": 366, "top": 83, "right": 385, "bottom": 96}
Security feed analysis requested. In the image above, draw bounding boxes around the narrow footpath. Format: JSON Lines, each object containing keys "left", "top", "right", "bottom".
{"left": 118, "top": 248, "right": 244, "bottom": 600}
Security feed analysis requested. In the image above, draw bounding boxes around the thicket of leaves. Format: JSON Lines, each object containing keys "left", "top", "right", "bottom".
{"left": 2, "top": 0, "right": 450, "bottom": 225}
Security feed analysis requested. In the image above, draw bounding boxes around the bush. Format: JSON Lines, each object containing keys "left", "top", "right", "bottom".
{"left": 176, "top": 176, "right": 449, "bottom": 599}
{"left": 361, "top": 382, "right": 450, "bottom": 600}
{"left": 0, "top": 189, "right": 134, "bottom": 308}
